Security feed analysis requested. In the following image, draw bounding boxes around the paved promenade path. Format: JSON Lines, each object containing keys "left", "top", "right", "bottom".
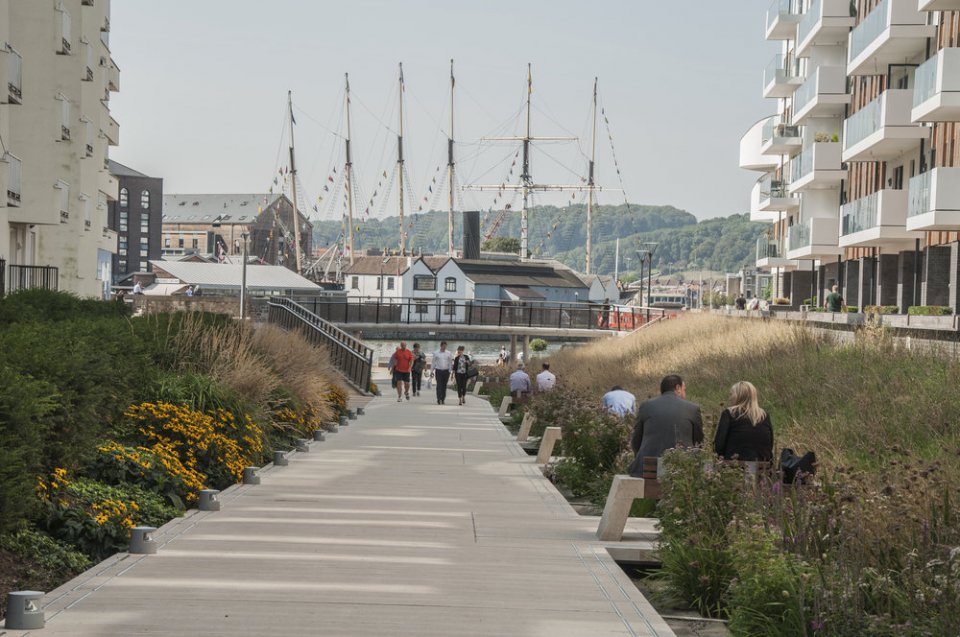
{"left": 8, "top": 380, "right": 672, "bottom": 637}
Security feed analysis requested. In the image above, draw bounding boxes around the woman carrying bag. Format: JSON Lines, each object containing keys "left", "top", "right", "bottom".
{"left": 452, "top": 346, "right": 473, "bottom": 406}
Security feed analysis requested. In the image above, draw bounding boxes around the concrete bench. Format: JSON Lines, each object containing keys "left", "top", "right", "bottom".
{"left": 516, "top": 413, "right": 536, "bottom": 442}
{"left": 472, "top": 381, "right": 484, "bottom": 396}
{"left": 536, "top": 426, "right": 562, "bottom": 464}
{"left": 595, "top": 457, "right": 660, "bottom": 541}
{"left": 497, "top": 395, "right": 513, "bottom": 422}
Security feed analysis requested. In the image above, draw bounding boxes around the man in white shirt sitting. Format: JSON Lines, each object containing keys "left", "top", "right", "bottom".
{"left": 509, "top": 363, "right": 531, "bottom": 404}
{"left": 536, "top": 362, "right": 556, "bottom": 392}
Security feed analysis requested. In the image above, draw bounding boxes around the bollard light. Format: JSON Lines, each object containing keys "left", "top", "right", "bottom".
{"left": 129, "top": 526, "right": 158, "bottom": 555}
{"left": 243, "top": 467, "right": 260, "bottom": 485}
{"left": 199, "top": 489, "right": 221, "bottom": 511}
{"left": 339, "top": 415, "right": 349, "bottom": 427}
{"left": 347, "top": 409, "right": 357, "bottom": 420}
{"left": 4, "top": 591, "right": 45, "bottom": 630}
{"left": 273, "top": 451, "right": 288, "bottom": 466}
{"left": 356, "top": 407, "right": 365, "bottom": 416}
{"left": 312, "top": 430, "right": 326, "bottom": 442}
{"left": 296, "top": 439, "right": 310, "bottom": 453}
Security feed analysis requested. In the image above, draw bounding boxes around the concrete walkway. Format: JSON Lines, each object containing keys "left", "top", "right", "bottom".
{"left": 7, "top": 378, "right": 672, "bottom": 637}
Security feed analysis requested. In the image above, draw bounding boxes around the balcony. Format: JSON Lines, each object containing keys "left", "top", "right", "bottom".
{"left": 763, "top": 54, "right": 804, "bottom": 99}
{"left": 3, "top": 153, "right": 21, "bottom": 207}
{"left": 906, "top": 167, "right": 960, "bottom": 230}
{"left": 797, "top": 0, "right": 856, "bottom": 56}
{"left": 766, "top": 0, "right": 803, "bottom": 40}
{"left": 760, "top": 119, "right": 802, "bottom": 156}
{"left": 102, "top": 112, "right": 119, "bottom": 146}
{"left": 842, "top": 89, "right": 928, "bottom": 162}
{"left": 786, "top": 216, "right": 840, "bottom": 259}
{"left": 792, "top": 66, "right": 850, "bottom": 124}
{"left": 756, "top": 237, "right": 798, "bottom": 270}
{"left": 756, "top": 174, "right": 800, "bottom": 212}
{"left": 788, "top": 142, "right": 845, "bottom": 192}
{"left": 839, "top": 188, "right": 922, "bottom": 248}
{"left": 4, "top": 46, "right": 22, "bottom": 105}
{"left": 739, "top": 116, "right": 781, "bottom": 171}
{"left": 848, "top": 0, "right": 935, "bottom": 76}
{"left": 918, "top": 0, "right": 960, "bottom": 9}
{"left": 912, "top": 48, "right": 960, "bottom": 122}
{"left": 107, "top": 59, "right": 119, "bottom": 91}
{"left": 749, "top": 181, "right": 781, "bottom": 222}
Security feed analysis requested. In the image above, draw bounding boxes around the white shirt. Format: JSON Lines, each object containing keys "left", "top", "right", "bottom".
{"left": 431, "top": 349, "right": 454, "bottom": 371}
{"left": 536, "top": 370, "right": 556, "bottom": 391}
{"left": 602, "top": 389, "right": 637, "bottom": 417}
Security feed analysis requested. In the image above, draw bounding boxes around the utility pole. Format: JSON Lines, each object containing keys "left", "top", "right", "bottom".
{"left": 397, "top": 62, "right": 407, "bottom": 255}
{"left": 344, "top": 73, "right": 355, "bottom": 265}
{"left": 586, "top": 77, "right": 597, "bottom": 274}
{"left": 447, "top": 59, "right": 455, "bottom": 255}
{"left": 287, "top": 90, "right": 302, "bottom": 274}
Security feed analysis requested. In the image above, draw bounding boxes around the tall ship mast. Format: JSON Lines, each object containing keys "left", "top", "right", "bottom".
{"left": 447, "top": 59, "right": 456, "bottom": 255}
{"left": 287, "top": 90, "right": 303, "bottom": 274}
{"left": 344, "top": 73, "right": 356, "bottom": 265}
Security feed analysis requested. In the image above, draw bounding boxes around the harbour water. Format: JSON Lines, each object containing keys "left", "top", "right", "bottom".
{"left": 366, "top": 338, "right": 574, "bottom": 365}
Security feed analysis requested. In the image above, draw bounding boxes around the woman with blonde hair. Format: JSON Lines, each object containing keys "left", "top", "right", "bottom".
{"left": 713, "top": 381, "right": 774, "bottom": 461}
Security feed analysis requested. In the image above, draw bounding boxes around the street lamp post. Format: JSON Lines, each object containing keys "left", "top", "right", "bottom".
{"left": 639, "top": 242, "right": 659, "bottom": 321}
{"left": 239, "top": 232, "right": 248, "bottom": 321}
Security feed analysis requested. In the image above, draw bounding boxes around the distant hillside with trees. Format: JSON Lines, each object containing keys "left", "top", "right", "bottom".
{"left": 311, "top": 204, "right": 765, "bottom": 276}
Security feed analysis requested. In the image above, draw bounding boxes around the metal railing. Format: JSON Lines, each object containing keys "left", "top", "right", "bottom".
{"left": 841, "top": 192, "right": 880, "bottom": 235}
{"left": 6, "top": 264, "right": 59, "bottom": 294}
{"left": 268, "top": 297, "right": 374, "bottom": 394}
{"left": 757, "top": 238, "right": 781, "bottom": 260}
{"left": 290, "top": 295, "right": 667, "bottom": 331}
{"left": 788, "top": 220, "right": 812, "bottom": 251}
{"left": 908, "top": 170, "right": 932, "bottom": 219}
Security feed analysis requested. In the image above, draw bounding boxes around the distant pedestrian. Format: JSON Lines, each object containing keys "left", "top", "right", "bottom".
{"left": 132, "top": 281, "right": 143, "bottom": 295}
{"left": 115, "top": 289, "right": 126, "bottom": 303}
{"left": 431, "top": 341, "right": 454, "bottom": 405}
{"left": 387, "top": 347, "right": 399, "bottom": 390}
{"left": 602, "top": 386, "right": 636, "bottom": 417}
{"left": 747, "top": 295, "right": 760, "bottom": 311}
{"left": 185, "top": 285, "right": 194, "bottom": 297}
{"left": 516, "top": 350, "right": 524, "bottom": 365}
{"left": 600, "top": 298, "right": 611, "bottom": 328}
{"left": 628, "top": 374, "right": 704, "bottom": 477}
{"left": 497, "top": 346, "right": 508, "bottom": 367}
{"left": 825, "top": 284, "right": 846, "bottom": 313}
{"left": 536, "top": 362, "right": 556, "bottom": 392}
{"left": 410, "top": 343, "right": 427, "bottom": 397}
{"left": 453, "top": 346, "right": 472, "bottom": 406}
{"left": 713, "top": 381, "right": 774, "bottom": 462}
{"left": 735, "top": 294, "right": 746, "bottom": 310}
{"left": 393, "top": 341, "right": 414, "bottom": 402}
{"left": 509, "top": 363, "right": 531, "bottom": 404}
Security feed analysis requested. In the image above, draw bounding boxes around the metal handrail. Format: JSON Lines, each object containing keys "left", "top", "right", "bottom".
{"left": 267, "top": 297, "right": 374, "bottom": 394}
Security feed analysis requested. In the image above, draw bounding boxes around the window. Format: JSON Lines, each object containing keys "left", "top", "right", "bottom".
{"left": 118, "top": 248, "right": 126, "bottom": 256}
{"left": 140, "top": 190, "right": 150, "bottom": 209}
{"left": 83, "top": 118, "right": 93, "bottom": 156}
{"left": 82, "top": 38, "right": 94, "bottom": 81}
{"left": 56, "top": 180, "right": 70, "bottom": 219}
{"left": 118, "top": 259, "right": 126, "bottom": 271}
{"left": 414, "top": 275, "right": 436, "bottom": 291}
{"left": 164, "top": 238, "right": 170, "bottom": 248}
{"left": 81, "top": 193, "right": 90, "bottom": 227}
{"left": 443, "top": 300, "right": 456, "bottom": 316}
{"left": 387, "top": 277, "right": 395, "bottom": 290}
{"left": 140, "top": 261, "right": 148, "bottom": 272}
{"left": 444, "top": 277, "right": 457, "bottom": 292}
{"left": 57, "top": 5, "right": 72, "bottom": 54}
{"left": 139, "top": 237, "right": 148, "bottom": 246}
{"left": 376, "top": 277, "right": 381, "bottom": 290}
{"left": 178, "top": 238, "right": 184, "bottom": 248}
{"left": 415, "top": 301, "right": 429, "bottom": 315}
{"left": 119, "top": 188, "right": 128, "bottom": 208}
{"left": 118, "top": 238, "right": 127, "bottom": 249}
{"left": 351, "top": 276, "right": 359, "bottom": 290}
{"left": 7, "top": 47, "right": 22, "bottom": 104}
{"left": 191, "top": 238, "right": 198, "bottom": 249}
{"left": 119, "top": 211, "right": 127, "bottom": 231}
{"left": 140, "top": 217, "right": 149, "bottom": 231}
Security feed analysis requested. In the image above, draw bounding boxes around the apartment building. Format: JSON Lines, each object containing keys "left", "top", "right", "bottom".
{"left": 740, "top": 0, "right": 960, "bottom": 312}
{"left": 107, "top": 161, "right": 162, "bottom": 284}
{"left": 0, "top": 0, "right": 119, "bottom": 298}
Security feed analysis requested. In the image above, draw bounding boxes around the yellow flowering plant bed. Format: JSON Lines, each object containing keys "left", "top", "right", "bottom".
{"left": 36, "top": 469, "right": 179, "bottom": 561}
{"left": 325, "top": 385, "right": 349, "bottom": 418}
{"left": 124, "top": 402, "right": 265, "bottom": 492}
{"left": 89, "top": 442, "right": 195, "bottom": 509}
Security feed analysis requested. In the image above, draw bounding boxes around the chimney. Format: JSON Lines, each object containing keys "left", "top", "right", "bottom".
{"left": 462, "top": 210, "right": 480, "bottom": 260}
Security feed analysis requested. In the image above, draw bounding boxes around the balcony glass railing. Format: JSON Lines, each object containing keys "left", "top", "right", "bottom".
{"left": 7, "top": 48, "right": 22, "bottom": 103}
{"left": 5, "top": 153, "right": 21, "bottom": 205}
{"left": 841, "top": 191, "right": 880, "bottom": 235}
{"left": 764, "top": 54, "right": 802, "bottom": 89}
{"left": 798, "top": 0, "right": 855, "bottom": 45}
{"left": 844, "top": 95, "right": 882, "bottom": 149}
{"left": 760, "top": 174, "right": 791, "bottom": 200}
{"left": 849, "top": 0, "right": 888, "bottom": 62}
{"left": 757, "top": 237, "right": 782, "bottom": 260}
{"left": 767, "top": 0, "right": 802, "bottom": 31}
{"left": 761, "top": 119, "right": 801, "bottom": 144}
{"left": 913, "top": 53, "right": 938, "bottom": 108}
{"left": 907, "top": 171, "right": 931, "bottom": 218}
{"left": 793, "top": 68, "right": 820, "bottom": 114}
{"left": 789, "top": 147, "right": 816, "bottom": 183}
{"left": 788, "top": 221, "right": 812, "bottom": 251}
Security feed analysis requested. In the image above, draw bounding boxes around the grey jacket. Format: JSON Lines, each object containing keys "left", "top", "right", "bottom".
{"left": 628, "top": 392, "right": 704, "bottom": 477}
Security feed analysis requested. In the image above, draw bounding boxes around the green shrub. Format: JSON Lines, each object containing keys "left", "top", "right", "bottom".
{"left": 0, "top": 527, "right": 91, "bottom": 578}
{"left": 907, "top": 305, "right": 952, "bottom": 316}
{"left": 0, "top": 289, "right": 129, "bottom": 324}
{"left": 86, "top": 443, "right": 190, "bottom": 510}
{"left": 864, "top": 305, "right": 899, "bottom": 315}
{"left": 529, "top": 338, "right": 548, "bottom": 352}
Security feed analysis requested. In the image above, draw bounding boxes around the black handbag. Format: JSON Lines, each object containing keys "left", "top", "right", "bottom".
{"left": 465, "top": 361, "right": 479, "bottom": 378}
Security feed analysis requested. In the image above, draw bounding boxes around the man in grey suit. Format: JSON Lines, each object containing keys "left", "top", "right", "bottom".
{"left": 627, "top": 374, "right": 704, "bottom": 477}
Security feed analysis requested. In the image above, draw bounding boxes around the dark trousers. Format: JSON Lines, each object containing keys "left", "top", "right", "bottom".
{"left": 435, "top": 370, "right": 451, "bottom": 402}
{"left": 455, "top": 372, "right": 469, "bottom": 398}
{"left": 412, "top": 370, "right": 423, "bottom": 393}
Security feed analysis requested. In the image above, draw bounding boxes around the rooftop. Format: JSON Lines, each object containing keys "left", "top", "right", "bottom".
{"left": 162, "top": 193, "right": 286, "bottom": 224}
{"left": 150, "top": 260, "right": 321, "bottom": 291}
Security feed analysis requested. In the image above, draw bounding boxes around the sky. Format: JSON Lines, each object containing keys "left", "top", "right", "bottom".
{"left": 109, "top": 1, "right": 779, "bottom": 223}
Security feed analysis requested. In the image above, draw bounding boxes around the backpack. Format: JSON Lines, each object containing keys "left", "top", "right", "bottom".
{"left": 780, "top": 448, "right": 816, "bottom": 485}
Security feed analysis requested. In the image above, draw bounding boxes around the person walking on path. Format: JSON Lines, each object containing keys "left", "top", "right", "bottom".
{"left": 628, "top": 374, "right": 704, "bottom": 477}
{"left": 509, "top": 363, "right": 531, "bottom": 404}
{"left": 431, "top": 341, "right": 454, "bottom": 405}
{"left": 825, "top": 284, "right": 846, "bottom": 313}
{"left": 393, "top": 341, "right": 414, "bottom": 402}
{"left": 735, "top": 293, "right": 746, "bottom": 310}
{"left": 410, "top": 343, "right": 427, "bottom": 397}
{"left": 713, "top": 381, "right": 774, "bottom": 462}
{"left": 497, "top": 346, "right": 507, "bottom": 367}
{"left": 602, "top": 386, "right": 636, "bottom": 417}
{"left": 387, "top": 347, "right": 399, "bottom": 390}
{"left": 536, "top": 362, "right": 556, "bottom": 392}
{"left": 452, "top": 346, "right": 472, "bottom": 406}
